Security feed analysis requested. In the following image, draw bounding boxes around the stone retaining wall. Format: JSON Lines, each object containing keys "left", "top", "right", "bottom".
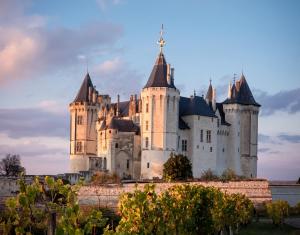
{"left": 78, "top": 180, "right": 272, "bottom": 211}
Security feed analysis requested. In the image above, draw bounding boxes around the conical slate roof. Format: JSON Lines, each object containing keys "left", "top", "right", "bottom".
{"left": 223, "top": 74, "right": 260, "bottom": 107}
{"left": 144, "top": 52, "right": 176, "bottom": 89}
{"left": 73, "top": 73, "right": 94, "bottom": 102}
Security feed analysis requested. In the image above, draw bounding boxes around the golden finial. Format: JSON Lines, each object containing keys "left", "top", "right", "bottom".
{"left": 157, "top": 24, "right": 166, "bottom": 53}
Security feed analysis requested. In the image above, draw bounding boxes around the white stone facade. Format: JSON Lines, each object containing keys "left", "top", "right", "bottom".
{"left": 69, "top": 44, "right": 260, "bottom": 180}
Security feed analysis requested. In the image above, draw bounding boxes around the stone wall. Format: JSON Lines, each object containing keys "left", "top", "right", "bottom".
{"left": 78, "top": 180, "right": 272, "bottom": 211}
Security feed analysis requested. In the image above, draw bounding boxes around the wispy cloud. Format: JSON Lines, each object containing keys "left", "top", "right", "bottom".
{"left": 254, "top": 88, "right": 300, "bottom": 116}
{"left": 278, "top": 134, "right": 300, "bottom": 143}
{"left": 0, "top": 107, "right": 68, "bottom": 139}
{"left": 0, "top": 1, "right": 123, "bottom": 85}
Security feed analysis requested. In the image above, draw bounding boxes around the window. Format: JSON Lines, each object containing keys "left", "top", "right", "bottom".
{"left": 146, "top": 103, "right": 149, "bottom": 112}
{"left": 104, "top": 157, "right": 107, "bottom": 170}
{"left": 145, "top": 137, "right": 149, "bottom": 148}
{"left": 76, "top": 142, "right": 82, "bottom": 152}
{"left": 145, "top": 120, "right": 149, "bottom": 131}
{"left": 206, "top": 130, "right": 211, "bottom": 143}
{"left": 222, "top": 148, "right": 225, "bottom": 152}
{"left": 126, "top": 159, "right": 130, "bottom": 169}
{"left": 115, "top": 143, "right": 118, "bottom": 148}
{"left": 210, "top": 147, "right": 213, "bottom": 152}
{"left": 147, "top": 162, "right": 150, "bottom": 168}
{"left": 200, "top": 130, "right": 203, "bottom": 142}
{"left": 77, "top": 115, "right": 83, "bottom": 125}
{"left": 182, "top": 139, "right": 187, "bottom": 151}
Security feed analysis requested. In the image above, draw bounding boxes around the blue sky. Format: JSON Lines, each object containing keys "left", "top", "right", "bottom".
{"left": 0, "top": 0, "right": 299, "bottom": 180}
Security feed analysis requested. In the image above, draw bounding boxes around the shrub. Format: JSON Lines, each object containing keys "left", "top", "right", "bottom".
{"left": 266, "top": 200, "right": 290, "bottom": 226}
{"left": 200, "top": 169, "right": 219, "bottom": 181}
{"left": 221, "top": 168, "right": 239, "bottom": 181}
{"left": 111, "top": 184, "right": 254, "bottom": 234}
{"left": 163, "top": 153, "right": 193, "bottom": 181}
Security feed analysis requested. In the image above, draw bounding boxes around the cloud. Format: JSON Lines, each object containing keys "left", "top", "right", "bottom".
{"left": 254, "top": 88, "right": 300, "bottom": 116}
{"left": 278, "top": 134, "right": 300, "bottom": 143}
{"left": 258, "top": 134, "right": 274, "bottom": 143}
{"left": 93, "top": 57, "right": 143, "bottom": 99}
{"left": 0, "top": 107, "right": 68, "bottom": 138}
{"left": 0, "top": 133, "right": 69, "bottom": 175}
{"left": 0, "top": 1, "right": 123, "bottom": 85}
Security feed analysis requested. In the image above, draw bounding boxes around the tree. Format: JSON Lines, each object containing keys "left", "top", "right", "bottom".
{"left": 0, "top": 154, "right": 26, "bottom": 176}
{"left": 163, "top": 153, "right": 193, "bottom": 181}
{"left": 266, "top": 200, "right": 290, "bottom": 226}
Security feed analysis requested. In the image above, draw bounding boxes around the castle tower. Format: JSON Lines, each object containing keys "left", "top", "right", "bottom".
{"left": 222, "top": 73, "right": 260, "bottom": 177}
{"left": 140, "top": 26, "right": 180, "bottom": 179}
{"left": 69, "top": 73, "right": 99, "bottom": 173}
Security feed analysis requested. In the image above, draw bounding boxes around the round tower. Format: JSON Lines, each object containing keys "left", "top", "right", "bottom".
{"left": 69, "top": 73, "right": 99, "bottom": 173}
{"left": 140, "top": 27, "right": 180, "bottom": 179}
{"left": 222, "top": 73, "right": 260, "bottom": 177}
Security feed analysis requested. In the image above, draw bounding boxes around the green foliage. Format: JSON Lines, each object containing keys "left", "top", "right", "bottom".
{"left": 163, "top": 153, "right": 193, "bottom": 181}
{"left": 110, "top": 183, "right": 254, "bottom": 234}
{"left": 200, "top": 169, "right": 219, "bottom": 181}
{"left": 221, "top": 168, "right": 239, "bottom": 181}
{"left": 0, "top": 176, "right": 108, "bottom": 235}
{"left": 266, "top": 200, "right": 290, "bottom": 226}
{"left": 0, "top": 154, "right": 26, "bottom": 176}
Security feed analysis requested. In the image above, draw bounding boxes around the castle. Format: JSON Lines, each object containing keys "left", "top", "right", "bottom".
{"left": 69, "top": 31, "right": 260, "bottom": 180}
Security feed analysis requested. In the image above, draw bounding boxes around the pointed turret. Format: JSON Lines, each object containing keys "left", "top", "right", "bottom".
{"left": 205, "top": 79, "right": 213, "bottom": 102}
{"left": 73, "top": 73, "right": 94, "bottom": 103}
{"left": 223, "top": 73, "right": 260, "bottom": 106}
{"left": 144, "top": 52, "right": 176, "bottom": 89}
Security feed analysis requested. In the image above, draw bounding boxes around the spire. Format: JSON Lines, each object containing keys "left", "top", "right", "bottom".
{"left": 157, "top": 24, "right": 166, "bottom": 53}
{"left": 73, "top": 73, "right": 94, "bottom": 103}
{"left": 205, "top": 79, "right": 213, "bottom": 102}
{"left": 144, "top": 25, "right": 176, "bottom": 89}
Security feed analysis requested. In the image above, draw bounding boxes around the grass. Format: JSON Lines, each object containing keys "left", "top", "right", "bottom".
{"left": 239, "top": 221, "right": 300, "bottom": 235}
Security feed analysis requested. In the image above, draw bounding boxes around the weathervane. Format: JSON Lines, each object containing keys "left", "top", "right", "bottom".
{"left": 157, "top": 24, "right": 166, "bottom": 53}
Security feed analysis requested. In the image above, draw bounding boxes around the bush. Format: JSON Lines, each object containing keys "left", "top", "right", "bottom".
{"left": 221, "top": 168, "right": 240, "bottom": 181}
{"left": 200, "top": 169, "right": 219, "bottom": 181}
{"left": 110, "top": 184, "right": 254, "bottom": 234}
{"left": 266, "top": 200, "right": 289, "bottom": 226}
{"left": 163, "top": 153, "right": 193, "bottom": 181}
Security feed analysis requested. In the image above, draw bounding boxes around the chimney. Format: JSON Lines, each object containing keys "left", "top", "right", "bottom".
{"left": 88, "top": 87, "right": 93, "bottom": 102}
{"left": 167, "top": 64, "right": 171, "bottom": 85}
{"left": 227, "top": 81, "right": 232, "bottom": 99}
{"left": 116, "top": 94, "right": 120, "bottom": 116}
{"left": 92, "top": 87, "right": 97, "bottom": 103}
{"left": 212, "top": 88, "right": 216, "bottom": 111}
{"left": 171, "top": 67, "right": 175, "bottom": 86}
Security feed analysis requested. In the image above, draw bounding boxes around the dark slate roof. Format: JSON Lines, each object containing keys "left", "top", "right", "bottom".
{"left": 111, "top": 101, "right": 130, "bottom": 117}
{"left": 144, "top": 52, "right": 176, "bottom": 89}
{"left": 179, "top": 96, "right": 217, "bottom": 117}
{"left": 179, "top": 117, "right": 190, "bottom": 130}
{"left": 216, "top": 103, "right": 231, "bottom": 126}
{"left": 73, "top": 73, "right": 94, "bottom": 102}
{"left": 107, "top": 118, "right": 140, "bottom": 133}
{"left": 223, "top": 74, "right": 260, "bottom": 107}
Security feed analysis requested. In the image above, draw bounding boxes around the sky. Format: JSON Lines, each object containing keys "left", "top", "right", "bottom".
{"left": 0, "top": 0, "right": 299, "bottom": 180}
